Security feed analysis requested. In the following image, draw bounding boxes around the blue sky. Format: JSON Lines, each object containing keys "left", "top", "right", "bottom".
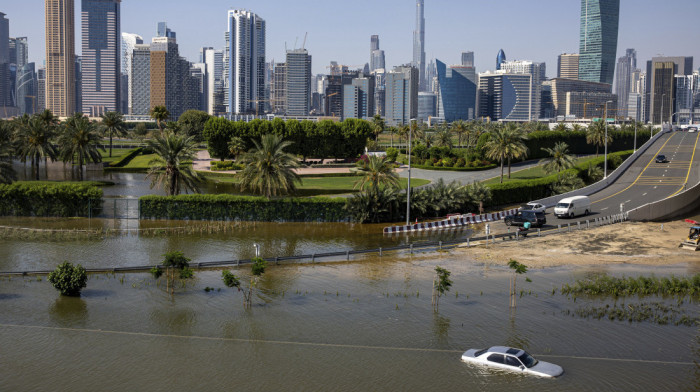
{"left": 4, "top": 0, "right": 700, "bottom": 77}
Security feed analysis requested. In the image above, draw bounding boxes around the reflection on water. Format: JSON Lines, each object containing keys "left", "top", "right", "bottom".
{"left": 48, "top": 296, "right": 88, "bottom": 327}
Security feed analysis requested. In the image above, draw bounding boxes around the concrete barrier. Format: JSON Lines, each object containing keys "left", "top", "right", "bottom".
{"left": 534, "top": 129, "right": 670, "bottom": 208}
{"left": 628, "top": 181, "right": 700, "bottom": 222}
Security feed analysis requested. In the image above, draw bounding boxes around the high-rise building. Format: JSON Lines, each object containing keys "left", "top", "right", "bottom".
{"left": 370, "top": 35, "right": 385, "bottom": 72}
{"left": 627, "top": 69, "right": 645, "bottom": 122}
{"left": 565, "top": 92, "right": 617, "bottom": 119}
{"left": 157, "top": 22, "right": 175, "bottom": 39}
{"left": 436, "top": 59, "right": 476, "bottom": 122}
{"left": 372, "top": 68, "right": 386, "bottom": 117}
{"left": 417, "top": 92, "right": 436, "bottom": 122}
{"left": 285, "top": 49, "right": 312, "bottom": 116}
{"left": 614, "top": 49, "right": 636, "bottom": 118}
{"left": 461, "top": 52, "right": 474, "bottom": 67}
{"left": 150, "top": 35, "right": 198, "bottom": 120}
{"left": 342, "top": 75, "right": 374, "bottom": 120}
{"left": 496, "top": 49, "right": 506, "bottom": 71}
{"left": 426, "top": 59, "right": 438, "bottom": 94}
{"left": 37, "top": 66, "right": 46, "bottom": 112}
{"left": 579, "top": 0, "right": 620, "bottom": 85}
{"left": 271, "top": 62, "right": 286, "bottom": 115}
{"left": 130, "top": 43, "right": 150, "bottom": 115}
{"left": 201, "top": 47, "right": 224, "bottom": 115}
{"left": 385, "top": 65, "right": 418, "bottom": 126}
{"left": 9, "top": 37, "right": 29, "bottom": 68}
{"left": 16, "top": 63, "right": 38, "bottom": 115}
{"left": 413, "top": 0, "right": 426, "bottom": 91}
{"left": 675, "top": 72, "right": 700, "bottom": 125}
{"left": 74, "top": 56, "right": 82, "bottom": 114}
{"left": 646, "top": 56, "right": 694, "bottom": 124}
{"left": 122, "top": 32, "right": 143, "bottom": 114}
{"left": 371, "top": 35, "right": 379, "bottom": 52}
{"left": 557, "top": 53, "right": 579, "bottom": 79}
{"left": 225, "top": 10, "right": 266, "bottom": 115}
{"left": 499, "top": 60, "right": 546, "bottom": 121}
{"left": 0, "top": 13, "right": 10, "bottom": 111}
{"left": 0, "top": 13, "right": 8, "bottom": 64}
{"left": 45, "top": 0, "right": 76, "bottom": 117}
{"left": 477, "top": 71, "right": 533, "bottom": 122}
{"left": 81, "top": 0, "right": 121, "bottom": 116}
{"left": 549, "top": 78, "right": 612, "bottom": 118}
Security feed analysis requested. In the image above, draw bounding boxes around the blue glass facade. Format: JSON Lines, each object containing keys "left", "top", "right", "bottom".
{"left": 436, "top": 59, "right": 476, "bottom": 122}
{"left": 496, "top": 49, "right": 506, "bottom": 71}
{"left": 579, "top": 0, "right": 620, "bottom": 85}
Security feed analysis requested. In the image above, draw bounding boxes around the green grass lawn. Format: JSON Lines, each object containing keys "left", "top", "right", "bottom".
{"left": 117, "top": 153, "right": 157, "bottom": 170}
{"left": 482, "top": 156, "right": 596, "bottom": 185}
{"left": 100, "top": 149, "right": 133, "bottom": 164}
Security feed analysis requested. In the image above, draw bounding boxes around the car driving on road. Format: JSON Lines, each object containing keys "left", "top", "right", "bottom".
{"left": 655, "top": 154, "right": 669, "bottom": 163}
{"left": 504, "top": 210, "right": 546, "bottom": 227}
{"left": 522, "top": 202, "right": 546, "bottom": 213}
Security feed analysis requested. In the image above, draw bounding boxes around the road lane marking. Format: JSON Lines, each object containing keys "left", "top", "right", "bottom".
{"left": 593, "top": 133, "right": 677, "bottom": 205}
{"left": 669, "top": 131, "right": 700, "bottom": 197}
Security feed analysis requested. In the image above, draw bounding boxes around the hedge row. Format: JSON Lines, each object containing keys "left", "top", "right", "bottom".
{"left": 412, "top": 163, "right": 498, "bottom": 172}
{"left": 486, "top": 151, "right": 633, "bottom": 206}
{"left": 524, "top": 130, "right": 651, "bottom": 160}
{"left": 0, "top": 182, "right": 103, "bottom": 217}
{"left": 139, "top": 194, "right": 349, "bottom": 222}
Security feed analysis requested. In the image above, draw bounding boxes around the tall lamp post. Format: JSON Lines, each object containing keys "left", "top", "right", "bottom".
{"left": 603, "top": 100, "right": 613, "bottom": 179}
{"left": 406, "top": 119, "right": 415, "bottom": 226}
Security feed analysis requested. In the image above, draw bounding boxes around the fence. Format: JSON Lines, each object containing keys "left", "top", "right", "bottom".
{"left": 0, "top": 213, "right": 629, "bottom": 277}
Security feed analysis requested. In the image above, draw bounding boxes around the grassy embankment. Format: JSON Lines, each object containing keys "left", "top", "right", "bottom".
{"left": 481, "top": 156, "right": 596, "bottom": 185}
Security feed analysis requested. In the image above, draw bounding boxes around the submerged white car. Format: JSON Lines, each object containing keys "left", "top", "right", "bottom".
{"left": 461, "top": 346, "right": 564, "bottom": 378}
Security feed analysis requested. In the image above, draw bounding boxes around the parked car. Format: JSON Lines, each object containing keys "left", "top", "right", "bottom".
{"left": 655, "top": 154, "right": 669, "bottom": 163}
{"left": 504, "top": 210, "right": 546, "bottom": 227}
{"left": 554, "top": 196, "right": 591, "bottom": 218}
{"left": 522, "top": 202, "right": 546, "bottom": 213}
{"left": 461, "top": 346, "right": 564, "bottom": 378}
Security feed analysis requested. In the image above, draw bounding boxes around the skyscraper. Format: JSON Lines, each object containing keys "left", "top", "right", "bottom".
{"left": 157, "top": 22, "right": 175, "bottom": 39}
{"left": 45, "top": 0, "right": 76, "bottom": 117}
{"left": 370, "top": 35, "right": 385, "bottom": 73}
{"left": 496, "top": 49, "right": 506, "bottom": 70}
{"left": 579, "top": 0, "right": 620, "bottom": 85}
{"left": 461, "top": 52, "right": 474, "bottom": 67}
{"left": 0, "top": 13, "right": 10, "bottom": 111}
{"left": 675, "top": 72, "right": 699, "bottom": 125}
{"left": 81, "top": 0, "right": 121, "bottom": 116}
{"left": 557, "top": 53, "right": 579, "bottom": 79}
{"left": 436, "top": 59, "right": 476, "bottom": 122}
{"left": 130, "top": 43, "right": 150, "bottom": 115}
{"left": 224, "top": 10, "right": 266, "bottom": 115}
{"left": 477, "top": 71, "right": 533, "bottom": 122}
{"left": 413, "top": 0, "right": 426, "bottom": 91}
{"left": 122, "top": 32, "right": 143, "bottom": 114}
{"left": 500, "top": 60, "right": 546, "bottom": 121}
{"left": 343, "top": 75, "right": 374, "bottom": 120}
{"left": 385, "top": 65, "right": 418, "bottom": 126}
{"left": 16, "top": 63, "right": 38, "bottom": 115}
{"left": 9, "top": 37, "right": 29, "bottom": 69}
{"left": 201, "top": 47, "right": 224, "bottom": 115}
{"left": 614, "top": 49, "right": 636, "bottom": 118}
{"left": 37, "top": 67, "right": 46, "bottom": 112}
{"left": 285, "top": 49, "right": 312, "bottom": 116}
{"left": 646, "top": 56, "right": 694, "bottom": 124}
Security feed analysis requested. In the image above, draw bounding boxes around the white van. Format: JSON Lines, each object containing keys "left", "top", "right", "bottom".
{"left": 554, "top": 196, "right": 591, "bottom": 218}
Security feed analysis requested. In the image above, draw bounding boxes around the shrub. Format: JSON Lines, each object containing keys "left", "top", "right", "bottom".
{"left": 0, "top": 182, "right": 103, "bottom": 217}
{"left": 455, "top": 158, "right": 466, "bottom": 168}
{"left": 607, "top": 154, "right": 623, "bottom": 170}
{"left": 210, "top": 161, "right": 245, "bottom": 171}
{"left": 48, "top": 262, "right": 88, "bottom": 296}
{"left": 385, "top": 147, "right": 399, "bottom": 162}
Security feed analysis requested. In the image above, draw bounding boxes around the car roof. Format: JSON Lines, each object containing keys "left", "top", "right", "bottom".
{"left": 558, "top": 196, "right": 588, "bottom": 203}
{"left": 487, "top": 346, "right": 524, "bottom": 355}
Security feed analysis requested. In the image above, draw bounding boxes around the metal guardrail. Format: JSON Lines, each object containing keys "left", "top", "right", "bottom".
{"left": 0, "top": 213, "right": 629, "bottom": 277}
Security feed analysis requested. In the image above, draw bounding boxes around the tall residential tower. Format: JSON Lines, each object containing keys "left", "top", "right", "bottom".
{"left": 45, "top": 0, "right": 76, "bottom": 117}
{"left": 224, "top": 10, "right": 266, "bottom": 115}
{"left": 579, "top": 0, "right": 620, "bottom": 85}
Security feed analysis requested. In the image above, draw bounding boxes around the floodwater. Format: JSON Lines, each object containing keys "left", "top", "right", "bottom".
{"left": 0, "top": 237, "right": 698, "bottom": 390}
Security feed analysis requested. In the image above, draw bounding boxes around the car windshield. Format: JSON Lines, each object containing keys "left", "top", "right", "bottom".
{"left": 556, "top": 203, "right": 570, "bottom": 208}
{"left": 518, "top": 352, "right": 538, "bottom": 368}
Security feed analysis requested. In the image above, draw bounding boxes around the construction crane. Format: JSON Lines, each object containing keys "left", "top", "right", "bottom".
{"left": 247, "top": 99, "right": 272, "bottom": 117}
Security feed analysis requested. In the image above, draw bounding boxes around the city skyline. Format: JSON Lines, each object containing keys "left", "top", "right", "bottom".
{"left": 2, "top": 0, "right": 699, "bottom": 79}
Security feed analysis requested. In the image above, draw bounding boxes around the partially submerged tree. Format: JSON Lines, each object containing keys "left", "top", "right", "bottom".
{"left": 222, "top": 257, "right": 268, "bottom": 308}
{"left": 432, "top": 266, "right": 453, "bottom": 311}
{"left": 508, "top": 259, "right": 528, "bottom": 309}
{"left": 151, "top": 251, "right": 195, "bottom": 295}
{"left": 48, "top": 262, "right": 88, "bottom": 297}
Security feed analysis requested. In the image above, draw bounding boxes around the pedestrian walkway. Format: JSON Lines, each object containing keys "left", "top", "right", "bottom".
{"left": 193, "top": 150, "right": 354, "bottom": 175}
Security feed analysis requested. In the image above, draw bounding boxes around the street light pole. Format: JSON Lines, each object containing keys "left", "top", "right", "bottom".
{"left": 633, "top": 119, "right": 637, "bottom": 153}
{"left": 406, "top": 119, "right": 414, "bottom": 226}
{"left": 604, "top": 100, "right": 612, "bottom": 179}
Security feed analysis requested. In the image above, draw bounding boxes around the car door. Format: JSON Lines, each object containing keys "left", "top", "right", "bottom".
{"left": 486, "top": 354, "right": 508, "bottom": 371}
{"left": 505, "top": 355, "right": 525, "bottom": 372}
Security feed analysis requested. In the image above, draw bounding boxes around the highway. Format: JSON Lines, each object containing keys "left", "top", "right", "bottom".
{"left": 502, "top": 130, "right": 700, "bottom": 230}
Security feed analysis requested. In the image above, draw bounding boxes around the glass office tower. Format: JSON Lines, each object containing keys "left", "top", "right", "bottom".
{"left": 579, "top": 0, "right": 620, "bottom": 85}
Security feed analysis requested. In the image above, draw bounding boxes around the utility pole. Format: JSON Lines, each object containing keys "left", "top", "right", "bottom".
{"left": 406, "top": 119, "right": 414, "bottom": 226}
{"left": 604, "top": 100, "right": 612, "bottom": 179}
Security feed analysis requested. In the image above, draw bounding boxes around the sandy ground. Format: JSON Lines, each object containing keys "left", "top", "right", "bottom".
{"left": 457, "top": 219, "right": 700, "bottom": 268}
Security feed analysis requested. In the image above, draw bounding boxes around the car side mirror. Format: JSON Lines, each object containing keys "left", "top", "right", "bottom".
{"left": 520, "top": 365, "right": 525, "bottom": 370}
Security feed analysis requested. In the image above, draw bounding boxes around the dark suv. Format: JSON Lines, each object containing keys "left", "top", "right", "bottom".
{"left": 504, "top": 210, "right": 546, "bottom": 227}
{"left": 655, "top": 155, "right": 669, "bottom": 163}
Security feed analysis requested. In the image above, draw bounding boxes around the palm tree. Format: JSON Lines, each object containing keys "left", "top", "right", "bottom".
{"left": 354, "top": 155, "right": 400, "bottom": 192}
{"left": 237, "top": 133, "right": 301, "bottom": 198}
{"left": 553, "top": 122, "right": 569, "bottom": 132}
{"left": 434, "top": 125, "right": 453, "bottom": 148}
{"left": 484, "top": 124, "right": 528, "bottom": 183}
{"left": 37, "top": 109, "right": 59, "bottom": 130}
{"left": 371, "top": 114, "right": 385, "bottom": 142}
{"left": 16, "top": 117, "right": 58, "bottom": 180}
{"left": 539, "top": 142, "right": 575, "bottom": 175}
{"left": 228, "top": 136, "right": 246, "bottom": 162}
{"left": 451, "top": 120, "right": 468, "bottom": 147}
{"left": 586, "top": 121, "right": 612, "bottom": 157}
{"left": 146, "top": 130, "right": 202, "bottom": 196}
{"left": 396, "top": 125, "right": 409, "bottom": 148}
{"left": 150, "top": 105, "right": 170, "bottom": 131}
{"left": 571, "top": 124, "right": 584, "bottom": 132}
{"left": 58, "top": 114, "right": 104, "bottom": 180}
{"left": 100, "top": 111, "right": 127, "bottom": 157}
{"left": 0, "top": 120, "right": 16, "bottom": 184}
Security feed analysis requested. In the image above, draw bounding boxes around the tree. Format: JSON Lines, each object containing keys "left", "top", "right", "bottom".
{"left": 48, "top": 262, "right": 88, "bottom": 297}
{"left": 146, "top": 130, "right": 202, "bottom": 196}
{"left": 432, "top": 266, "right": 452, "bottom": 311}
{"left": 15, "top": 116, "right": 58, "bottom": 180}
{"left": 150, "top": 105, "right": 170, "bottom": 131}
{"left": 150, "top": 251, "right": 195, "bottom": 296}
{"left": 434, "top": 125, "right": 453, "bottom": 148}
{"left": 100, "top": 111, "right": 127, "bottom": 157}
{"left": 507, "top": 259, "right": 527, "bottom": 309}
{"left": 178, "top": 110, "right": 210, "bottom": 141}
{"left": 586, "top": 121, "right": 612, "bottom": 157}
{"left": 583, "top": 163, "right": 604, "bottom": 184}
{"left": 345, "top": 186, "right": 401, "bottom": 223}
{"left": 550, "top": 172, "right": 585, "bottom": 195}
{"left": 354, "top": 155, "right": 400, "bottom": 192}
{"left": 451, "top": 120, "right": 468, "bottom": 147}
{"left": 222, "top": 257, "right": 267, "bottom": 308}
{"left": 59, "top": 114, "right": 104, "bottom": 180}
{"left": 0, "top": 120, "right": 16, "bottom": 184}
{"left": 553, "top": 122, "right": 569, "bottom": 132}
{"left": 228, "top": 136, "right": 246, "bottom": 162}
{"left": 484, "top": 124, "right": 528, "bottom": 183}
{"left": 371, "top": 114, "right": 385, "bottom": 141}
{"left": 539, "top": 142, "right": 575, "bottom": 175}
{"left": 237, "top": 133, "right": 301, "bottom": 198}
{"left": 465, "top": 180, "right": 492, "bottom": 212}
